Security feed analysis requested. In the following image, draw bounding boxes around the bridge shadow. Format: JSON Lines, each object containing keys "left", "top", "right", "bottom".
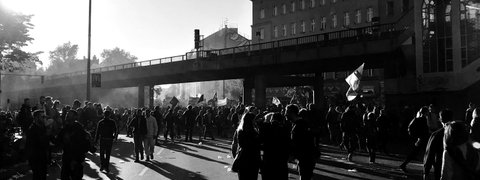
{"left": 140, "top": 160, "right": 207, "bottom": 180}
{"left": 179, "top": 141, "right": 230, "bottom": 154}
{"left": 84, "top": 145, "right": 126, "bottom": 180}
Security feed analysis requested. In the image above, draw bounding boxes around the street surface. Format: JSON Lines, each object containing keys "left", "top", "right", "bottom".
{"left": 1, "top": 134, "right": 423, "bottom": 180}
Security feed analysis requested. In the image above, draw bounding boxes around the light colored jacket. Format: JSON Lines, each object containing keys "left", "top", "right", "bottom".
{"left": 145, "top": 116, "right": 158, "bottom": 137}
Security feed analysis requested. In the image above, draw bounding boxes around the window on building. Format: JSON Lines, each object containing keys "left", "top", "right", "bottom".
{"left": 320, "top": 0, "right": 325, "bottom": 6}
{"left": 274, "top": 26, "right": 278, "bottom": 38}
{"left": 283, "top": 24, "right": 287, "bottom": 36}
{"left": 320, "top": 17, "right": 327, "bottom": 30}
{"left": 355, "top": 9, "right": 362, "bottom": 24}
{"left": 386, "top": 1, "right": 394, "bottom": 16}
{"left": 367, "top": 7, "right": 373, "bottom": 22}
{"left": 402, "top": 0, "right": 409, "bottom": 12}
{"left": 311, "top": 19, "right": 316, "bottom": 32}
{"left": 332, "top": 14, "right": 337, "bottom": 28}
{"left": 311, "top": 0, "right": 315, "bottom": 8}
{"left": 260, "top": 28, "right": 265, "bottom": 40}
{"left": 344, "top": 12, "right": 350, "bottom": 26}
{"left": 291, "top": 23, "right": 297, "bottom": 35}
{"left": 301, "top": 0, "right": 305, "bottom": 10}
{"left": 332, "top": 0, "right": 337, "bottom": 4}
{"left": 301, "top": 21, "right": 306, "bottom": 33}
{"left": 274, "top": 6, "right": 278, "bottom": 16}
{"left": 282, "top": 4, "right": 287, "bottom": 14}
{"left": 260, "top": 9, "right": 265, "bottom": 19}
{"left": 291, "top": 1, "right": 296, "bottom": 12}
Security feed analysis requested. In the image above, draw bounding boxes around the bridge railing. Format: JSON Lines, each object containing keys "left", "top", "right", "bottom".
{"left": 46, "top": 23, "right": 400, "bottom": 80}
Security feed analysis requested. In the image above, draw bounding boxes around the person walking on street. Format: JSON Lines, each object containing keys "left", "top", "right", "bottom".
{"left": 183, "top": 106, "right": 196, "bottom": 142}
{"left": 340, "top": 105, "right": 361, "bottom": 162}
{"left": 231, "top": 113, "right": 261, "bottom": 180}
{"left": 164, "top": 108, "right": 176, "bottom": 143}
{"left": 400, "top": 106, "right": 430, "bottom": 172}
{"left": 144, "top": 109, "right": 158, "bottom": 161}
{"left": 57, "top": 110, "right": 96, "bottom": 180}
{"left": 25, "top": 110, "right": 49, "bottom": 180}
{"left": 95, "top": 110, "right": 117, "bottom": 173}
{"left": 128, "top": 109, "right": 147, "bottom": 162}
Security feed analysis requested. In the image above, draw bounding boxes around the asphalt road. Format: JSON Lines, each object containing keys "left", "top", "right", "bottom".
{"left": 2, "top": 134, "right": 423, "bottom": 180}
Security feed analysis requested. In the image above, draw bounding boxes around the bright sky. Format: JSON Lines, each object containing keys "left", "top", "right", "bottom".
{"left": 0, "top": 0, "right": 252, "bottom": 68}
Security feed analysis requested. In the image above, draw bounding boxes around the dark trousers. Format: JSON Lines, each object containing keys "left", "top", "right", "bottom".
{"left": 164, "top": 126, "right": 174, "bottom": 141}
{"left": 342, "top": 132, "right": 358, "bottom": 154}
{"left": 238, "top": 167, "right": 259, "bottom": 180}
{"left": 30, "top": 160, "right": 47, "bottom": 180}
{"left": 61, "top": 158, "right": 83, "bottom": 180}
{"left": 366, "top": 135, "right": 376, "bottom": 162}
{"left": 203, "top": 125, "right": 214, "bottom": 140}
{"left": 185, "top": 125, "right": 193, "bottom": 141}
{"left": 298, "top": 158, "right": 315, "bottom": 180}
{"left": 401, "top": 138, "right": 428, "bottom": 167}
{"left": 133, "top": 135, "right": 144, "bottom": 159}
{"left": 100, "top": 139, "right": 113, "bottom": 170}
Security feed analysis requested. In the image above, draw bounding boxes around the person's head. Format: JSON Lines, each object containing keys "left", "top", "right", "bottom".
{"left": 53, "top": 100, "right": 60, "bottom": 108}
{"left": 145, "top": 109, "right": 151, "bottom": 117}
{"left": 24, "top": 98, "right": 30, "bottom": 106}
{"left": 439, "top": 109, "right": 454, "bottom": 125}
{"left": 187, "top": 105, "right": 192, "bottom": 110}
{"left": 469, "top": 102, "right": 476, "bottom": 109}
{"left": 136, "top": 109, "right": 142, "bottom": 115}
{"left": 39, "top": 96, "right": 46, "bottom": 104}
{"left": 285, "top": 104, "right": 299, "bottom": 121}
{"left": 444, "top": 121, "right": 470, "bottom": 148}
{"left": 104, "top": 110, "right": 112, "bottom": 118}
{"left": 418, "top": 106, "right": 429, "bottom": 117}
{"left": 45, "top": 96, "right": 53, "bottom": 106}
{"left": 73, "top": 99, "right": 81, "bottom": 109}
{"left": 429, "top": 104, "right": 436, "bottom": 113}
{"left": 238, "top": 113, "right": 256, "bottom": 132}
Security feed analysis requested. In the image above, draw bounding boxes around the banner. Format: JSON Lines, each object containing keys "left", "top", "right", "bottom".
{"left": 217, "top": 98, "right": 228, "bottom": 106}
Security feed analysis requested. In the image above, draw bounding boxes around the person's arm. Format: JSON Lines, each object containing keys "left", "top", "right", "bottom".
{"left": 94, "top": 121, "right": 101, "bottom": 144}
{"left": 113, "top": 120, "right": 118, "bottom": 139}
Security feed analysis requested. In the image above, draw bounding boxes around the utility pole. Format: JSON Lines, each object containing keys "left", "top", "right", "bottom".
{"left": 86, "top": 0, "right": 92, "bottom": 101}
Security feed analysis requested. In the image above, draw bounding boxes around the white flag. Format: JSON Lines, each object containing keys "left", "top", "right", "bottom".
{"left": 272, "top": 97, "right": 281, "bottom": 106}
{"left": 346, "top": 87, "right": 358, "bottom": 101}
{"left": 345, "top": 63, "right": 364, "bottom": 91}
{"left": 217, "top": 98, "right": 228, "bottom": 106}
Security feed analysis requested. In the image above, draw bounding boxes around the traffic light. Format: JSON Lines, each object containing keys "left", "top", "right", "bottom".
{"left": 92, "top": 73, "right": 101, "bottom": 87}
{"left": 194, "top": 29, "right": 200, "bottom": 49}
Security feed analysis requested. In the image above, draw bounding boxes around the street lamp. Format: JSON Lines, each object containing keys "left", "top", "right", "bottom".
{"left": 86, "top": 0, "right": 92, "bottom": 101}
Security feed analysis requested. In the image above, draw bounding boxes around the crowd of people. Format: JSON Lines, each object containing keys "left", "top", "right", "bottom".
{"left": 1, "top": 95, "right": 480, "bottom": 180}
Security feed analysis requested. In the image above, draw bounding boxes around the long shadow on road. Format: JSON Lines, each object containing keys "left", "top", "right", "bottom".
{"left": 140, "top": 160, "right": 207, "bottom": 180}
{"left": 158, "top": 143, "right": 230, "bottom": 166}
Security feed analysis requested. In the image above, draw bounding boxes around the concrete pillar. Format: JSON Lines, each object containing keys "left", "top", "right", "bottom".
{"left": 254, "top": 75, "right": 266, "bottom": 109}
{"left": 313, "top": 72, "right": 325, "bottom": 109}
{"left": 138, "top": 85, "right": 145, "bottom": 108}
{"left": 243, "top": 77, "right": 253, "bottom": 105}
{"left": 149, "top": 85, "right": 154, "bottom": 108}
{"left": 451, "top": 0, "right": 462, "bottom": 72}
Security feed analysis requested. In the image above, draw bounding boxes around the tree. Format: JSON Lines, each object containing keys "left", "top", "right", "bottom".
{"left": 0, "top": 8, "right": 41, "bottom": 71}
{"left": 45, "top": 42, "right": 80, "bottom": 74}
{"left": 100, "top": 47, "right": 137, "bottom": 67}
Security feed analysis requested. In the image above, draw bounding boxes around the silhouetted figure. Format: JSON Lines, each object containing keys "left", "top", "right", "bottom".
{"left": 183, "top": 106, "right": 196, "bottom": 142}
{"left": 57, "top": 110, "right": 96, "bottom": 180}
{"left": 326, "top": 106, "right": 341, "bottom": 145}
{"left": 129, "top": 109, "right": 147, "bottom": 162}
{"left": 259, "top": 113, "right": 290, "bottom": 180}
{"left": 25, "top": 110, "right": 49, "bottom": 180}
{"left": 95, "top": 110, "right": 117, "bottom": 173}
{"left": 400, "top": 107, "right": 430, "bottom": 172}
{"left": 340, "top": 105, "right": 361, "bottom": 161}
{"left": 376, "top": 109, "right": 390, "bottom": 155}
{"left": 164, "top": 109, "right": 176, "bottom": 142}
{"left": 18, "top": 98, "right": 33, "bottom": 133}
{"left": 465, "top": 103, "right": 476, "bottom": 125}
{"left": 203, "top": 109, "right": 215, "bottom": 140}
{"left": 144, "top": 109, "right": 158, "bottom": 161}
{"left": 288, "top": 104, "right": 317, "bottom": 180}
{"left": 424, "top": 109, "right": 454, "bottom": 180}
{"left": 470, "top": 108, "right": 480, "bottom": 142}
{"left": 232, "top": 113, "right": 261, "bottom": 180}
{"left": 364, "top": 112, "right": 377, "bottom": 163}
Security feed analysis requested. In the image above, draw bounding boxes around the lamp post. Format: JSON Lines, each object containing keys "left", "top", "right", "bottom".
{"left": 86, "top": 0, "right": 92, "bottom": 101}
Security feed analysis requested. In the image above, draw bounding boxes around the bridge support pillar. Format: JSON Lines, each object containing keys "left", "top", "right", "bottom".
{"left": 243, "top": 77, "right": 253, "bottom": 106}
{"left": 148, "top": 85, "right": 154, "bottom": 108}
{"left": 138, "top": 85, "right": 145, "bottom": 108}
{"left": 313, "top": 72, "right": 325, "bottom": 109}
{"left": 254, "top": 74, "right": 266, "bottom": 109}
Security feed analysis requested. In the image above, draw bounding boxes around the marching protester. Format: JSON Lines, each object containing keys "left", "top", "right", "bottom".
{"left": 95, "top": 110, "right": 118, "bottom": 172}
{"left": 144, "top": 109, "right": 158, "bottom": 161}
{"left": 25, "top": 110, "right": 49, "bottom": 180}
{"left": 231, "top": 113, "right": 261, "bottom": 180}
{"left": 259, "top": 112, "right": 290, "bottom": 180}
{"left": 183, "top": 105, "right": 196, "bottom": 142}
{"left": 128, "top": 109, "right": 147, "bottom": 162}
{"left": 340, "top": 105, "right": 361, "bottom": 162}
{"left": 400, "top": 106, "right": 430, "bottom": 172}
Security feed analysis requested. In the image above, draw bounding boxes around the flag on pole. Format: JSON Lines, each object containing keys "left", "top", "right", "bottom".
{"left": 272, "top": 97, "right": 281, "bottom": 106}
{"left": 170, "top": 96, "right": 179, "bottom": 106}
{"left": 290, "top": 94, "right": 298, "bottom": 104}
{"left": 345, "top": 63, "right": 364, "bottom": 101}
{"left": 188, "top": 96, "right": 199, "bottom": 105}
{"left": 197, "top": 94, "right": 204, "bottom": 103}
{"left": 345, "top": 63, "right": 364, "bottom": 91}
{"left": 217, "top": 98, "right": 228, "bottom": 106}
{"left": 212, "top": 92, "right": 218, "bottom": 102}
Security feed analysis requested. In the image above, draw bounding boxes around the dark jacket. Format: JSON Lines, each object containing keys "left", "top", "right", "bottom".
{"left": 291, "top": 118, "right": 317, "bottom": 160}
{"left": 57, "top": 122, "right": 93, "bottom": 162}
{"left": 18, "top": 104, "right": 33, "bottom": 131}
{"left": 95, "top": 118, "right": 117, "bottom": 141}
{"left": 25, "top": 123, "right": 49, "bottom": 164}
{"left": 424, "top": 127, "right": 444, "bottom": 180}
{"left": 232, "top": 129, "right": 261, "bottom": 169}
{"left": 340, "top": 110, "right": 360, "bottom": 133}
{"left": 129, "top": 115, "right": 147, "bottom": 136}
{"left": 183, "top": 109, "right": 196, "bottom": 127}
